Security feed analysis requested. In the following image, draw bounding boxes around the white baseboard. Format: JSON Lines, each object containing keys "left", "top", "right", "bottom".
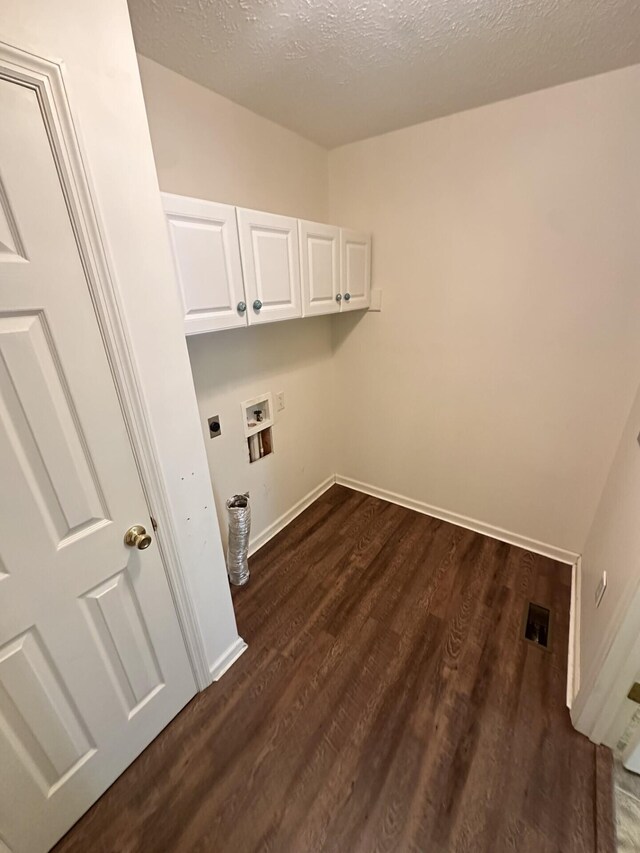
{"left": 209, "top": 636, "right": 248, "bottom": 682}
{"left": 248, "top": 475, "right": 336, "bottom": 557}
{"left": 335, "top": 475, "right": 579, "bottom": 566}
{"left": 567, "top": 556, "right": 582, "bottom": 708}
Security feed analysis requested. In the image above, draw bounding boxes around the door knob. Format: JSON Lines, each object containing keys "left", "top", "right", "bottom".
{"left": 124, "top": 525, "right": 152, "bottom": 550}
{"left": 344, "top": 292, "right": 351, "bottom": 302}
{"left": 237, "top": 301, "right": 246, "bottom": 313}
{"left": 253, "top": 299, "right": 263, "bottom": 311}
{"left": 336, "top": 293, "right": 342, "bottom": 302}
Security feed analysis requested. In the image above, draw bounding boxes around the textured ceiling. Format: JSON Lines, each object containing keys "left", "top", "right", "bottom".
{"left": 128, "top": 0, "right": 640, "bottom": 148}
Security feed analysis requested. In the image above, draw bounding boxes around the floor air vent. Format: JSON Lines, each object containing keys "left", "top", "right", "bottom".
{"left": 524, "top": 602, "right": 551, "bottom": 649}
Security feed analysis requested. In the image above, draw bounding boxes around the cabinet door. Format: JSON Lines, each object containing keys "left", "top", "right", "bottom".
{"left": 340, "top": 229, "right": 371, "bottom": 312}
{"left": 237, "top": 208, "right": 302, "bottom": 324}
{"left": 299, "top": 220, "right": 341, "bottom": 317}
{"left": 162, "top": 193, "right": 247, "bottom": 334}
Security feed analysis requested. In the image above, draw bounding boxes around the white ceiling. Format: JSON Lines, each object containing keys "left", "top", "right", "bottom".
{"left": 128, "top": 0, "right": 640, "bottom": 148}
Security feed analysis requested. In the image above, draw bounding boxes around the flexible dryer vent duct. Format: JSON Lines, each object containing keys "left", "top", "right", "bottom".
{"left": 226, "top": 494, "right": 250, "bottom": 586}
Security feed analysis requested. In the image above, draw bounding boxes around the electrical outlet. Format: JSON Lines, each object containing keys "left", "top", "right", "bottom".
{"left": 276, "top": 391, "right": 285, "bottom": 412}
{"left": 207, "top": 415, "right": 222, "bottom": 438}
{"left": 595, "top": 571, "right": 607, "bottom": 608}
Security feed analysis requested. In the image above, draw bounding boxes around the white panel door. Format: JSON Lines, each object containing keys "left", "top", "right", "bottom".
{"left": 0, "top": 77, "right": 195, "bottom": 853}
{"left": 299, "top": 220, "right": 341, "bottom": 317}
{"left": 162, "top": 193, "right": 247, "bottom": 334}
{"left": 237, "top": 208, "right": 301, "bottom": 324}
{"left": 340, "top": 229, "right": 372, "bottom": 312}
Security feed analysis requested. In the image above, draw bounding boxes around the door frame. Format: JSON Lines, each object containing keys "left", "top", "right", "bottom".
{"left": 571, "top": 573, "right": 640, "bottom": 750}
{"left": 0, "top": 42, "right": 215, "bottom": 689}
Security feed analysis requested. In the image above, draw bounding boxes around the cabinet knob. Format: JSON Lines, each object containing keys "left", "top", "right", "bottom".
{"left": 344, "top": 292, "right": 351, "bottom": 302}
{"left": 336, "top": 293, "right": 342, "bottom": 302}
{"left": 237, "top": 301, "right": 246, "bottom": 313}
{"left": 253, "top": 299, "right": 263, "bottom": 311}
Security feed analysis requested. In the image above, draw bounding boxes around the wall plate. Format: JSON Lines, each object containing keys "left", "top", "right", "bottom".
{"left": 628, "top": 683, "right": 640, "bottom": 704}
{"left": 241, "top": 392, "right": 274, "bottom": 437}
{"left": 595, "top": 571, "right": 607, "bottom": 607}
{"left": 368, "top": 288, "right": 383, "bottom": 312}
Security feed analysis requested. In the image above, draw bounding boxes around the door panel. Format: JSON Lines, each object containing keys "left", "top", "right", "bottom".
{"left": 299, "top": 220, "right": 340, "bottom": 317}
{"left": 162, "top": 194, "right": 247, "bottom": 334}
{"left": 0, "top": 629, "right": 95, "bottom": 795}
{"left": 340, "top": 228, "right": 371, "bottom": 312}
{"left": 0, "top": 74, "right": 195, "bottom": 853}
{"left": 0, "top": 180, "right": 26, "bottom": 262}
{"left": 237, "top": 208, "right": 301, "bottom": 324}
{"left": 0, "top": 312, "right": 107, "bottom": 541}
{"left": 81, "top": 570, "right": 163, "bottom": 717}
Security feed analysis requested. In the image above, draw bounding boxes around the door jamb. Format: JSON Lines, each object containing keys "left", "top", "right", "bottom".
{"left": 0, "top": 41, "right": 212, "bottom": 690}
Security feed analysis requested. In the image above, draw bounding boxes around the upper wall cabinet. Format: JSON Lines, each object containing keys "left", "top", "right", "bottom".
{"left": 340, "top": 229, "right": 372, "bottom": 312}
{"left": 161, "top": 193, "right": 247, "bottom": 334}
{"left": 162, "top": 192, "right": 372, "bottom": 334}
{"left": 237, "top": 208, "right": 302, "bottom": 324}
{"left": 299, "top": 220, "right": 341, "bottom": 317}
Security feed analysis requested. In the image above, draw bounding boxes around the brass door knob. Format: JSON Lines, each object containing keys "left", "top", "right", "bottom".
{"left": 124, "top": 525, "right": 152, "bottom": 550}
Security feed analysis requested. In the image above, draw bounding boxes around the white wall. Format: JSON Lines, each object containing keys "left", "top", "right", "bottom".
{"left": 1, "top": 0, "right": 241, "bottom": 684}
{"left": 137, "top": 56, "right": 335, "bottom": 549}
{"left": 137, "top": 56, "right": 328, "bottom": 219}
{"left": 328, "top": 64, "right": 640, "bottom": 556}
{"left": 187, "top": 319, "right": 335, "bottom": 550}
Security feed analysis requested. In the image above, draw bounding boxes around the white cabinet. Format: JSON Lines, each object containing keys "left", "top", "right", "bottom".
{"left": 299, "top": 220, "right": 341, "bottom": 317}
{"left": 300, "top": 222, "right": 371, "bottom": 316}
{"left": 162, "top": 193, "right": 247, "bottom": 334}
{"left": 340, "top": 229, "right": 371, "bottom": 312}
{"left": 237, "top": 208, "right": 302, "bottom": 324}
{"left": 162, "top": 192, "right": 372, "bottom": 334}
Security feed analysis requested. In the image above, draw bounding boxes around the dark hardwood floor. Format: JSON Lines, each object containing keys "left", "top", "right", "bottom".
{"left": 54, "top": 485, "right": 614, "bottom": 852}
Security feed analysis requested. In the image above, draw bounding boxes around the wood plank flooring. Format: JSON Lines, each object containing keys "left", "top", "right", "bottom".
{"left": 54, "top": 485, "right": 614, "bottom": 852}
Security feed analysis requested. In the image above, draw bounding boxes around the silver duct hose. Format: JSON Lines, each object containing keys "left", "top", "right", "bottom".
{"left": 226, "top": 494, "right": 251, "bottom": 586}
